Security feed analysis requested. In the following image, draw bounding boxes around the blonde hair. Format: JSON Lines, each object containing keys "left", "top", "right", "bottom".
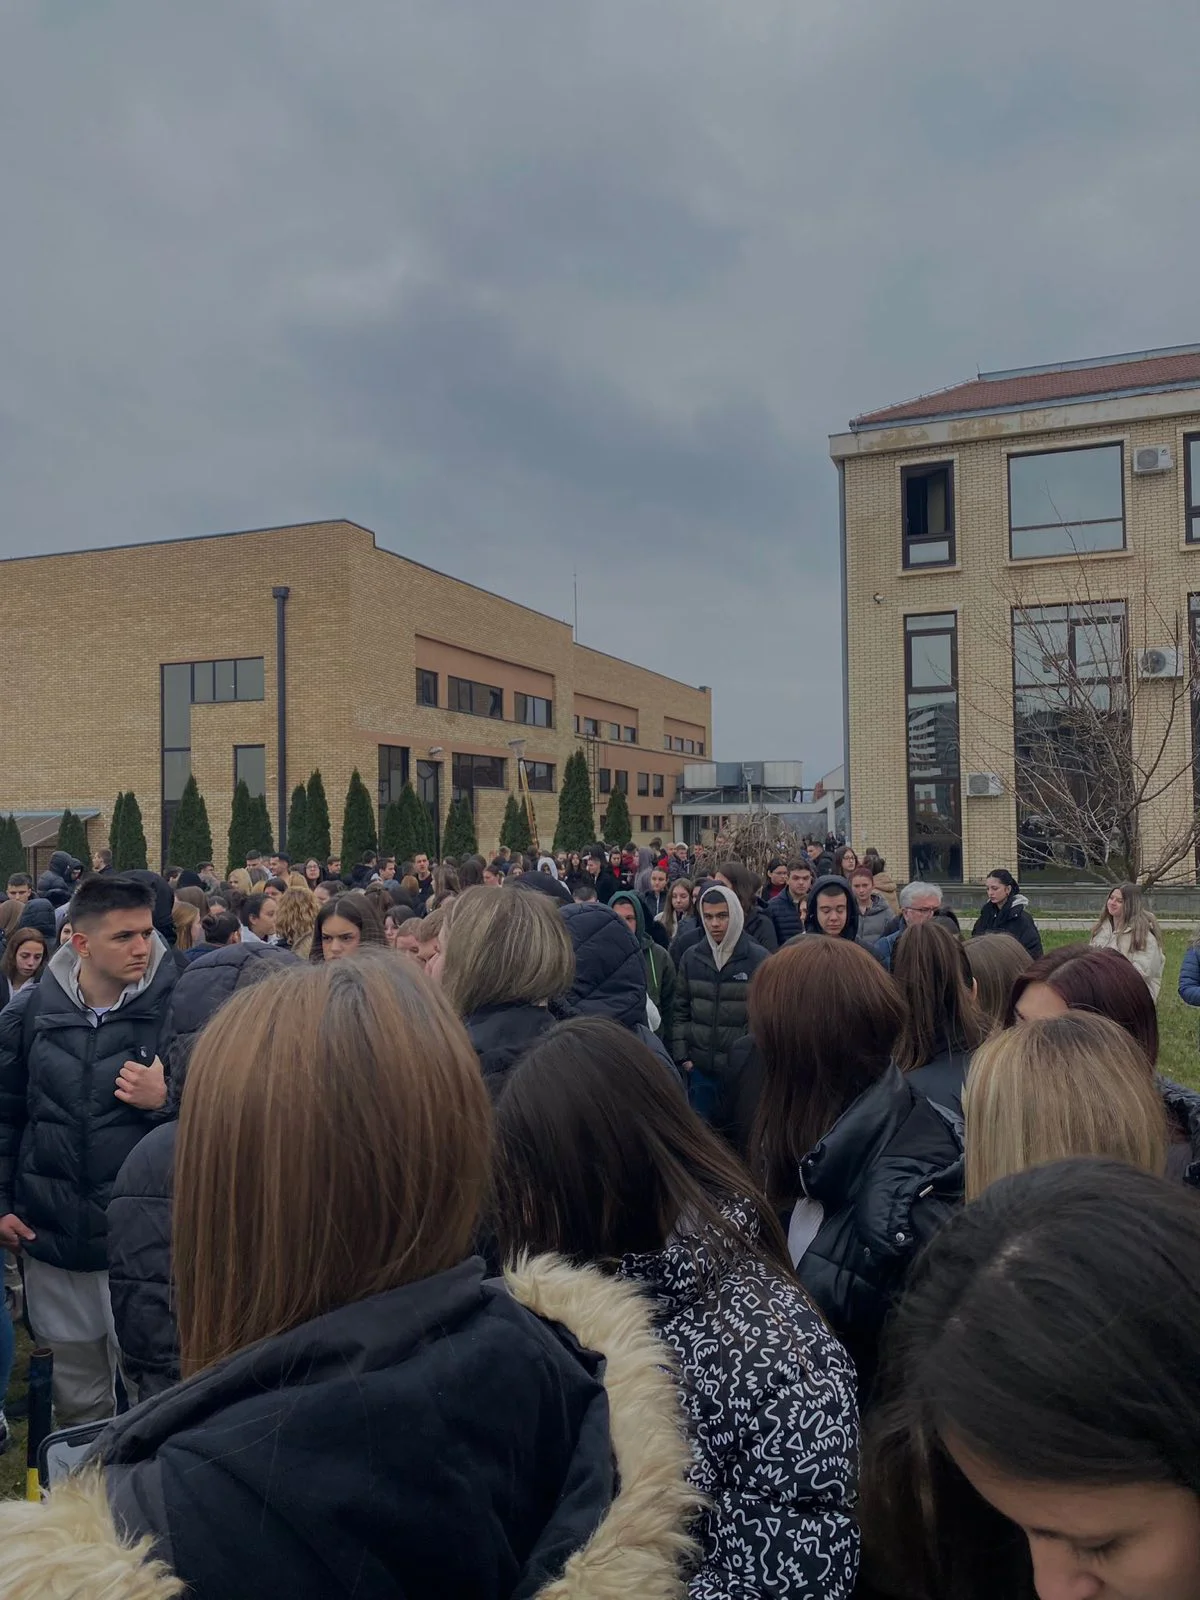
{"left": 287, "top": 871, "right": 308, "bottom": 891}
{"left": 275, "top": 886, "right": 318, "bottom": 952}
{"left": 964, "top": 1011, "right": 1167, "bottom": 1202}
{"left": 171, "top": 900, "right": 199, "bottom": 951}
{"left": 419, "top": 905, "right": 448, "bottom": 944}
{"left": 964, "top": 933, "right": 1031, "bottom": 1027}
{"left": 175, "top": 952, "right": 492, "bottom": 1376}
{"left": 227, "top": 868, "right": 253, "bottom": 896}
{"left": 441, "top": 885, "right": 574, "bottom": 1017}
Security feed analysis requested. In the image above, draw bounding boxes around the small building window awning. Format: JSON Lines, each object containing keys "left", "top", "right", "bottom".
{"left": 2, "top": 810, "right": 100, "bottom": 850}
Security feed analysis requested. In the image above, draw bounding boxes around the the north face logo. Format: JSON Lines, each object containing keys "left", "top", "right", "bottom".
{"left": 731, "top": 972, "right": 749, "bottom": 981}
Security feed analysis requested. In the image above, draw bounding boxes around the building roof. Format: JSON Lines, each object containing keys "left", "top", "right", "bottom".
{"left": 851, "top": 343, "right": 1200, "bottom": 429}
{"left": 4, "top": 809, "right": 100, "bottom": 849}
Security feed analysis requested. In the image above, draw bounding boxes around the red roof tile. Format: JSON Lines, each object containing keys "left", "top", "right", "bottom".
{"left": 853, "top": 347, "right": 1200, "bottom": 428}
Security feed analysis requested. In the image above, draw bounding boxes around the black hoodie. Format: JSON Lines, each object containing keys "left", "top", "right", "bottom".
{"left": 802, "top": 875, "right": 860, "bottom": 942}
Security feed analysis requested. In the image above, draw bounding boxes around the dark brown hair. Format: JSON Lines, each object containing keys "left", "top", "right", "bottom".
{"left": 749, "top": 939, "right": 907, "bottom": 1204}
{"left": 716, "top": 860, "right": 760, "bottom": 913}
{"left": 892, "top": 919, "right": 989, "bottom": 1074}
{"left": 1008, "top": 943, "right": 1158, "bottom": 1064}
{"left": 176, "top": 952, "right": 491, "bottom": 1375}
{"left": 491, "top": 1016, "right": 792, "bottom": 1275}
{"left": 309, "top": 895, "right": 387, "bottom": 962}
{"left": 963, "top": 933, "right": 1032, "bottom": 1028}
{"left": 0, "top": 927, "right": 48, "bottom": 986}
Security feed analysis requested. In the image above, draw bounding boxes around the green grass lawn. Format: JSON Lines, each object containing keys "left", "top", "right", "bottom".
{"left": 1042, "top": 928, "right": 1200, "bottom": 1089}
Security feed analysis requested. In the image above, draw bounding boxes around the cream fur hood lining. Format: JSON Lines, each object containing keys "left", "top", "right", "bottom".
{"left": 0, "top": 1254, "right": 699, "bottom": 1600}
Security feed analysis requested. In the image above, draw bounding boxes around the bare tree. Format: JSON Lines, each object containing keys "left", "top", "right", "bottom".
{"left": 958, "top": 552, "right": 1199, "bottom": 887}
{"left": 713, "top": 812, "right": 804, "bottom": 880}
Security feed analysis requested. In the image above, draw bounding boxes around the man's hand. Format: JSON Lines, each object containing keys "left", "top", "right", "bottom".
{"left": 115, "top": 1055, "right": 167, "bottom": 1110}
{"left": 682, "top": 1060, "right": 694, "bottom": 1073}
{"left": 0, "top": 1213, "right": 35, "bottom": 1251}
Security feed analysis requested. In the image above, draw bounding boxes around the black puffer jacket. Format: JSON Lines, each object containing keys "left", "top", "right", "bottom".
{"left": 464, "top": 1003, "right": 558, "bottom": 1100}
{"left": 1160, "top": 1075, "right": 1200, "bottom": 1186}
{"left": 789, "top": 1062, "right": 963, "bottom": 1397}
{"left": 89, "top": 1256, "right": 696, "bottom": 1600}
{"left": 107, "top": 944, "right": 299, "bottom": 1397}
{"left": 36, "top": 850, "right": 81, "bottom": 900}
{"left": 618, "top": 1201, "right": 860, "bottom": 1600}
{"left": 971, "top": 892, "right": 1043, "bottom": 958}
{"left": 560, "top": 902, "right": 682, "bottom": 1084}
{"left": 670, "top": 895, "right": 769, "bottom": 1123}
{"left": 0, "top": 939, "right": 177, "bottom": 1273}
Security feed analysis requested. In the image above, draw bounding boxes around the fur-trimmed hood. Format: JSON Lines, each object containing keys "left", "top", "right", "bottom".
{"left": 0, "top": 1256, "right": 698, "bottom": 1600}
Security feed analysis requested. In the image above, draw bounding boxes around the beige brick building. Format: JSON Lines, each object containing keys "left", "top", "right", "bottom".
{"left": 831, "top": 345, "right": 1200, "bottom": 885}
{"left": 0, "top": 520, "right": 711, "bottom": 869}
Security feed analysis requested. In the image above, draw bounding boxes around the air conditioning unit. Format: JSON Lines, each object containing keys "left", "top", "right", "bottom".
{"left": 966, "top": 772, "right": 1004, "bottom": 798}
{"left": 1138, "top": 646, "right": 1183, "bottom": 679}
{"left": 1133, "top": 445, "right": 1173, "bottom": 475}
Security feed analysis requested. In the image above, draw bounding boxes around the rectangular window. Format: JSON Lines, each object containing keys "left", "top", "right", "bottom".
{"left": 653, "top": 814, "right": 664, "bottom": 831}
{"left": 192, "top": 661, "right": 214, "bottom": 703}
{"left": 574, "top": 714, "right": 581, "bottom": 733}
{"left": 235, "top": 658, "right": 265, "bottom": 700}
{"left": 1008, "top": 443, "right": 1125, "bottom": 560}
{"left": 653, "top": 774, "right": 664, "bottom": 797}
{"left": 235, "top": 745, "right": 266, "bottom": 799}
{"left": 1186, "top": 435, "right": 1200, "bottom": 544}
{"left": 378, "top": 745, "right": 409, "bottom": 811}
{"left": 448, "top": 677, "right": 504, "bottom": 718}
{"left": 416, "top": 669, "right": 438, "bottom": 707}
{"left": 663, "top": 735, "right": 671, "bottom": 750}
{"left": 904, "top": 614, "right": 962, "bottom": 881}
{"left": 161, "top": 663, "right": 192, "bottom": 749}
{"left": 637, "top": 772, "right": 650, "bottom": 795}
{"left": 525, "top": 761, "right": 555, "bottom": 792}
{"left": 162, "top": 748, "right": 191, "bottom": 804}
{"left": 213, "top": 660, "right": 237, "bottom": 702}
{"left": 623, "top": 726, "right": 637, "bottom": 743}
{"left": 1012, "top": 601, "right": 1128, "bottom": 875}
{"left": 608, "top": 722, "right": 620, "bottom": 740}
{"left": 672, "top": 737, "right": 684, "bottom": 752}
{"left": 684, "top": 739, "right": 695, "bottom": 754}
{"left": 515, "top": 692, "right": 553, "bottom": 728}
{"left": 698, "top": 742, "right": 705, "bottom": 756}
{"left": 615, "top": 770, "right": 628, "bottom": 793}
{"left": 640, "top": 815, "right": 650, "bottom": 831}
{"left": 582, "top": 717, "right": 599, "bottom": 737}
{"left": 599, "top": 768, "right": 612, "bottom": 794}
{"left": 451, "top": 753, "right": 506, "bottom": 791}
{"left": 902, "top": 461, "right": 956, "bottom": 567}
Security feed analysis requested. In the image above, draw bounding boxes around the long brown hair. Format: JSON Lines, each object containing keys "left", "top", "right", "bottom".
{"left": 491, "top": 1015, "right": 793, "bottom": 1276}
{"left": 892, "top": 919, "right": 989, "bottom": 1074}
{"left": 1091, "top": 880, "right": 1161, "bottom": 954}
{"left": 0, "top": 927, "right": 48, "bottom": 986}
{"left": 963, "top": 933, "right": 1031, "bottom": 1027}
{"left": 175, "top": 951, "right": 492, "bottom": 1376}
{"left": 171, "top": 900, "right": 199, "bottom": 952}
{"left": 749, "top": 939, "right": 907, "bottom": 1204}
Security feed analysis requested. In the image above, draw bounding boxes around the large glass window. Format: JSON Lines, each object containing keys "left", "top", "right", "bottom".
{"left": 1186, "top": 436, "right": 1200, "bottom": 544}
{"left": 161, "top": 657, "right": 265, "bottom": 861}
{"left": 637, "top": 772, "right": 650, "bottom": 795}
{"left": 416, "top": 669, "right": 438, "bottom": 707}
{"left": 902, "top": 461, "right": 956, "bottom": 567}
{"left": 1008, "top": 444, "right": 1125, "bottom": 560}
{"left": 448, "top": 676, "right": 503, "bottom": 719}
{"left": 378, "top": 745, "right": 409, "bottom": 812}
{"left": 1012, "top": 601, "right": 1128, "bottom": 875}
{"left": 235, "top": 745, "right": 266, "bottom": 798}
{"left": 904, "top": 614, "right": 961, "bottom": 881}
{"left": 515, "top": 692, "right": 553, "bottom": 728}
{"left": 525, "top": 762, "right": 555, "bottom": 792}
{"left": 451, "top": 753, "right": 506, "bottom": 794}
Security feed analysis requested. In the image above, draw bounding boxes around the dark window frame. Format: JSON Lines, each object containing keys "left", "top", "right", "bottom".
{"left": 1007, "top": 441, "right": 1126, "bottom": 561}
{"left": 623, "top": 726, "right": 637, "bottom": 743}
{"left": 599, "top": 768, "right": 612, "bottom": 794}
{"left": 448, "top": 676, "right": 504, "bottom": 719}
{"left": 416, "top": 668, "right": 438, "bottom": 707}
{"left": 234, "top": 744, "right": 267, "bottom": 799}
{"left": 901, "top": 460, "right": 956, "bottom": 569}
{"left": 637, "top": 772, "right": 650, "bottom": 795}
{"left": 652, "top": 773, "right": 665, "bottom": 797}
{"left": 515, "top": 691, "right": 554, "bottom": 728}
{"left": 615, "top": 770, "right": 628, "bottom": 793}
{"left": 903, "top": 613, "right": 962, "bottom": 882}
{"left": 526, "top": 761, "right": 555, "bottom": 792}
{"left": 451, "top": 753, "right": 506, "bottom": 796}
{"left": 1186, "top": 435, "right": 1200, "bottom": 544}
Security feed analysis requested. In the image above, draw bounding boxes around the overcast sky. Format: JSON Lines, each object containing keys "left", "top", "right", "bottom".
{"left": 4, "top": 2, "right": 1199, "bottom": 776}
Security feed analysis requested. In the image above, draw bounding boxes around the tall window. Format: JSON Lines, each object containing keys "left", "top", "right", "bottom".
{"left": 615, "top": 770, "right": 628, "bottom": 793}
{"left": 623, "top": 726, "right": 637, "bottom": 743}
{"left": 161, "top": 657, "right": 265, "bottom": 853}
{"left": 1012, "top": 601, "right": 1128, "bottom": 874}
{"left": 234, "top": 745, "right": 266, "bottom": 798}
{"left": 1008, "top": 444, "right": 1125, "bottom": 560}
{"left": 416, "top": 669, "right": 438, "bottom": 707}
{"left": 902, "top": 462, "right": 955, "bottom": 567}
{"left": 637, "top": 772, "right": 650, "bottom": 796}
{"left": 904, "top": 614, "right": 961, "bottom": 881}
{"left": 378, "top": 746, "right": 409, "bottom": 822}
{"left": 1186, "top": 435, "right": 1200, "bottom": 544}
{"left": 448, "top": 677, "right": 503, "bottom": 719}
{"left": 653, "top": 774, "right": 665, "bottom": 797}
{"left": 515, "top": 692, "right": 553, "bottom": 728}
{"left": 599, "top": 769, "right": 612, "bottom": 794}
{"left": 525, "top": 762, "right": 555, "bottom": 791}
{"left": 607, "top": 722, "right": 620, "bottom": 740}
{"left": 581, "top": 717, "right": 599, "bottom": 737}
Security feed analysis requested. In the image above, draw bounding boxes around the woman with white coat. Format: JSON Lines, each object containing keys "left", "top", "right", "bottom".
{"left": 1090, "top": 881, "right": 1164, "bottom": 999}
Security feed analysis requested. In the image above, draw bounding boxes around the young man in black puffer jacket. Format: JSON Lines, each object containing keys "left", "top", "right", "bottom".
{"left": 107, "top": 940, "right": 299, "bottom": 1399}
{"left": 671, "top": 885, "right": 769, "bottom": 1125}
{"left": 0, "top": 876, "right": 177, "bottom": 1425}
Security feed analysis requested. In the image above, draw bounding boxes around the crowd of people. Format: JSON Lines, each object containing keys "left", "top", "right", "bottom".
{"left": 0, "top": 832, "right": 1198, "bottom": 1597}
